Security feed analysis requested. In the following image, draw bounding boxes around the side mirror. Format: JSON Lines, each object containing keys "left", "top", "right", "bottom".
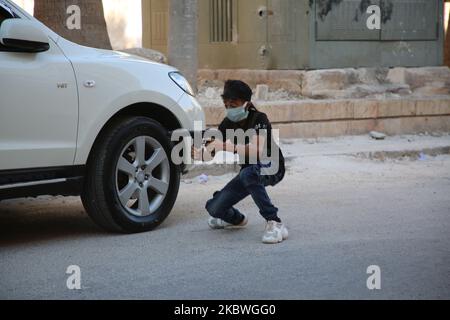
{"left": 0, "top": 19, "right": 50, "bottom": 53}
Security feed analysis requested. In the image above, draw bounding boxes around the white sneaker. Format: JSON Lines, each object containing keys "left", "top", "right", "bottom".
{"left": 262, "top": 221, "right": 289, "bottom": 244}
{"left": 208, "top": 214, "right": 248, "bottom": 230}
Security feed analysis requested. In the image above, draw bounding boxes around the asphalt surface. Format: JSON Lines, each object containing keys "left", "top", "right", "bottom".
{"left": 1, "top": 137, "right": 450, "bottom": 300}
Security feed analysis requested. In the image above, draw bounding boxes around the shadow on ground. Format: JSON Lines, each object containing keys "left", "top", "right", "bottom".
{"left": 0, "top": 197, "right": 107, "bottom": 248}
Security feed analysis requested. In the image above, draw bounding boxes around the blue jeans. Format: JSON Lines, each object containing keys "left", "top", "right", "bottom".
{"left": 205, "top": 164, "right": 283, "bottom": 224}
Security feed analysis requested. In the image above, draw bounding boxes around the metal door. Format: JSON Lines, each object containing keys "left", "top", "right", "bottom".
{"left": 199, "top": 0, "right": 306, "bottom": 69}
{"left": 267, "top": 0, "right": 307, "bottom": 69}
{"left": 234, "top": 0, "right": 270, "bottom": 68}
{"left": 234, "top": 0, "right": 305, "bottom": 69}
{"left": 197, "top": 0, "right": 268, "bottom": 69}
{"left": 315, "top": 0, "right": 381, "bottom": 40}
{"left": 380, "top": 0, "right": 439, "bottom": 40}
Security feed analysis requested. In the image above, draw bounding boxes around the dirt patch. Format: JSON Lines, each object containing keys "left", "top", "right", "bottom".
{"left": 353, "top": 147, "right": 450, "bottom": 162}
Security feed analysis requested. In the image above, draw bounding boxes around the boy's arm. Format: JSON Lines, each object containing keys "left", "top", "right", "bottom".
{"left": 235, "top": 112, "right": 271, "bottom": 160}
{"left": 205, "top": 132, "right": 265, "bottom": 160}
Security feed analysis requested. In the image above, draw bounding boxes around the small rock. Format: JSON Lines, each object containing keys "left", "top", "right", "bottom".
{"left": 370, "top": 131, "right": 387, "bottom": 140}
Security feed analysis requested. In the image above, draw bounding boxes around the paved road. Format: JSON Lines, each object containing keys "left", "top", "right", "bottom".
{"left": 1, "top": 145, "right": 449, "bottom": 299}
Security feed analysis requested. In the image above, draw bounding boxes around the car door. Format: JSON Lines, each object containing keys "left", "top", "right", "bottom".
{"left": 0, "top": 4, "right": 78, "bottom": 171}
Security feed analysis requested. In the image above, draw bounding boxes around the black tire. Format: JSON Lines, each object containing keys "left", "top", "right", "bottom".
{"left": 81, "top": 117, "right": 180, "bottom": 233}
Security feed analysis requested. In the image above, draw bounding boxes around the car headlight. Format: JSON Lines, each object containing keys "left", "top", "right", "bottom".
{"left": 169, "top": 72, "right": 195, "bottom": 97}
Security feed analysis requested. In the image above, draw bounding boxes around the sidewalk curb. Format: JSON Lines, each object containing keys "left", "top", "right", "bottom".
{"left": 183, "top": 145, "right": 450, "bottom": 178}
{"left": 352, "top": 146, "right": 450, "bottom": 161}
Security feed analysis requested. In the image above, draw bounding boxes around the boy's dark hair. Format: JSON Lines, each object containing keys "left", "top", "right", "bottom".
{"left": 221, "top": 80, "right": 253, "bottom": 102}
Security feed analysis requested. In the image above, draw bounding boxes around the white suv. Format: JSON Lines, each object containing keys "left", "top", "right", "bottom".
{"left": 0, "top": 0, "right": 205, "bottom": 233}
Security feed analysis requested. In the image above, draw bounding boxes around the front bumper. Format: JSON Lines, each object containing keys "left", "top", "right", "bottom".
{"left": 173, "top": 93, "right": 207, "bottom": 174}
{"left": 176, "top": 93, "right": 206, "bottom": 132}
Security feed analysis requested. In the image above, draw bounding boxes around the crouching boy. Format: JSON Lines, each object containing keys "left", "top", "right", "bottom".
{"left": 203, "top": 80, "right": 288, "bottom": 244}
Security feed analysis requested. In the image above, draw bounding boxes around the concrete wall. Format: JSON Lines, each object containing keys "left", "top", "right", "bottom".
{"left": 204, "top": 97, "right": 450, "bottom": 139}
{"left": 200, "top": 67, "right": 450, "bottom": 138}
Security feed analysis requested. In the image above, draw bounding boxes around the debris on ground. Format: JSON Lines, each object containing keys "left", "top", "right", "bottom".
{"left": 198, "top": 174, "right": 209, "bottom": 184}
{"left": 418, "top": 152, "right": 427, "bottom": 161}
{"left": 370, "top": 131, "right": 387, "bottom": 140}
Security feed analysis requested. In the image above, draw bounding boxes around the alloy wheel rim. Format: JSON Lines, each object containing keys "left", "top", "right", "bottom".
{"left": 115, "top": 136, "right": 170, "bottom": 217}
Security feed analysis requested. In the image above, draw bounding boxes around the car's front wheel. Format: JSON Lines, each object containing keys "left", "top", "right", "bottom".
{"left": 81, "top": 117, "right": 180, "bottom": 233}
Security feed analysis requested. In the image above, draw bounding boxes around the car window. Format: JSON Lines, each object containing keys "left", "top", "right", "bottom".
{"left": 0, "top": 1, "right": 14, "bottom": 23}
{"left": 0, "top": 7, "right": 13, "bottom": 25}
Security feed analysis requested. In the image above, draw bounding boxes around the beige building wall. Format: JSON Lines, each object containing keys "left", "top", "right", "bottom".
{"left": 142, "top": 0, "right": 310, "bottom": 70}
{"left": 446, "top": 2, "right": 450, "bottom": 35}
{"left": 141, "top": 0, "right": 168, "bottom": 55}
{"left": 11, "top": 0, "right": 142, "bottom": 50}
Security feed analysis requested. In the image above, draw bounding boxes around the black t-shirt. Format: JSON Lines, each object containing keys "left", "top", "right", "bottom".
{"left": 218, "top": 105, "right": 285, "bottom": 177}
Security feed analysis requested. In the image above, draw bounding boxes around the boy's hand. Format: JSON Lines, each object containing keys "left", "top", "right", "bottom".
{"left": 191, "top": 140, "right": 222, "bottom": 162}
{"left": 191, "top": 146, "right": 203, "bottom": 161}
{"left": 192, "top": 140, "right": 235, "bottom": 162}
